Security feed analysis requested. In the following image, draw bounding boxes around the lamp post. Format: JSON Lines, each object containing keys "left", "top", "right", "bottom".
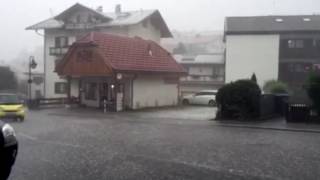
{"left": 28, "top": 56, "right": 37, "bottom": 101}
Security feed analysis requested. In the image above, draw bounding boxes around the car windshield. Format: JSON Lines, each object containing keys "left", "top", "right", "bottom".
{"left": 0, "top": 95, "right": 20, "bottom": 105}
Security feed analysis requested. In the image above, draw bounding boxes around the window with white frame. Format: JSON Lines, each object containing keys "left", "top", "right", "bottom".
{"left": 54, "top": 82, "right": 67, "bottom": 94}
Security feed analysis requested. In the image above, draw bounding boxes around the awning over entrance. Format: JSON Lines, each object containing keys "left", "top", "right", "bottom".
{"left": 55, "top": 43, "right": 113, "bottom": 77}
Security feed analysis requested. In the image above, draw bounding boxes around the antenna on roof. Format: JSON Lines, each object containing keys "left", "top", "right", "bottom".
{"left": 49, "top": 8, "right": 55, "bottom": 17}
{"left": 115, "top": 4, "right": 121, "bottom": 14}
{"left": 273, "top": 0, "right": 277, "bottom": 13}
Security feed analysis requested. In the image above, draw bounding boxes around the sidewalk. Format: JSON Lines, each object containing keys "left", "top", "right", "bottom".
{"left": 214, "top": 118, "right": 320, "bottom": 133}
{"left": 38, "top": 106, "right": 320, "bottom": 133}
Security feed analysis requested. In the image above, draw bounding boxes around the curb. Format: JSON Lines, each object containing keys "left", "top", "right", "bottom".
{"left": 213, "top": 123, "right": 320, "bottom": 134}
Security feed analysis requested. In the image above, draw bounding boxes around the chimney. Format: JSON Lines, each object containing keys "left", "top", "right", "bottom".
{"left": 115, "top": 4, "right": 121, "bottom": 15}
{"left": 96, "top": 6, "right": 103, "bottom": 13}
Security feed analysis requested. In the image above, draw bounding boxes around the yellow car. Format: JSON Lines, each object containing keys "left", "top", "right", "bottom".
{"left": 0, "top": 93, "right": 25, "bottom": 121}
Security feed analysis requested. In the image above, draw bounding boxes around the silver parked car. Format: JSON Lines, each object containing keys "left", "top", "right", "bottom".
{"left": 182, "top": 90, "right": 217, "bottom": 106}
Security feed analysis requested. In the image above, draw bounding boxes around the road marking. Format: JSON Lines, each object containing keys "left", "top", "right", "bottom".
{"left": 17, "top": 132, "right": 81, "bottom": 148}
{"left": 18, "top": 132, "right": 38, "bottom": 141}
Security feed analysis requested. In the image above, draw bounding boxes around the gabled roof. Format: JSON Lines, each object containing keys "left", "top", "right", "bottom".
{"left": 26, "top": 3, "right": 172, "bottom": 37}
{"left": 225, "top": 15, "right": 320, "bottom": 35}
{"left": 55, "top": 3, "right": 111, "bottom": 21}
{"left": 56, "top": 32, "right": 186, "bottom": 76}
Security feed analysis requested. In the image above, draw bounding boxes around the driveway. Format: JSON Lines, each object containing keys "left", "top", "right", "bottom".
{"left": 126, "top": 106, "right": 216, "bottom": 121}
{"left": 6, "top": 107, "right": 320, "bottom": 180}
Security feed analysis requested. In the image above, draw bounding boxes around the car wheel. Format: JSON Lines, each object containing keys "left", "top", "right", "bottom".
{"left": 208, "top": 100, "right": 216, "bottom": 106}
{"left": 182, "top": 99, "right": 189, "bottom": 105}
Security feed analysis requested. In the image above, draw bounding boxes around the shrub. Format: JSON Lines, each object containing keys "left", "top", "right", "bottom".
{"left": 216, "top": 79, "right": 261, "bottom": 119}
{"left": 263, "top": 80, "right": 288, "bottom": 94}
{"left": 306, "top": 72, "right": 320, "bottom": 114}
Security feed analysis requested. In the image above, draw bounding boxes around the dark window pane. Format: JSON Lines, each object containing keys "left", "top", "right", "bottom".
{"left": 54, "top": 82, "right": 67, "bottom": 94}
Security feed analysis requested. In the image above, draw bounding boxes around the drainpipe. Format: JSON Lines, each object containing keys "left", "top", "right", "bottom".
{"left": 67, "top": 76, "right": 71, "bottom": 104}
{"left": 131, "top": 74, "right": 137, "bottom": 110}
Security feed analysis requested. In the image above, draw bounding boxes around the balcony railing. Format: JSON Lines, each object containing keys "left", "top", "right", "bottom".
{"left": 180, "top": 75, "right": 224, "bottom": 85}
{"left": 49, "top": 47, "right": 69, "bottom": 56}
{"left": 65, "top": 23, "right": 95, "bottom": 30}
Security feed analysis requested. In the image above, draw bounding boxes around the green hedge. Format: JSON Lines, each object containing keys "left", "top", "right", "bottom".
{"left": 306, "top": 73, "right": 320, "bottom": 114}
{"left": 216, "top": 80, "right": 261, "bottom": 119}
{"left": 263, "top": 80, "right": 288, "bottom": 94}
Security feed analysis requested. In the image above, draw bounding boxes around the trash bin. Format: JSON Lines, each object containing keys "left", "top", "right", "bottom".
{"left": 285, "top": 103, "right": 310, "bottom": 123}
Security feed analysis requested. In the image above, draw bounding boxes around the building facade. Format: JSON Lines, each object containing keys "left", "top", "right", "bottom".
{"left": 161, "top": 31, "right": 225, "bottom": 95}
{"left": 175, "top": 54, "right": 225, "bottom": 96}
{"left": 225, "top": 15, "right": 320, "bottom": 91}
{"left": 27, "top": 3, "right": 172, "bottom": 99}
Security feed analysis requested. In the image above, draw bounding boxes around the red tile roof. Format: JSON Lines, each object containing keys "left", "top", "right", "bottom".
{"left": 74, "top": 32, "right": 186, "bottom": 74}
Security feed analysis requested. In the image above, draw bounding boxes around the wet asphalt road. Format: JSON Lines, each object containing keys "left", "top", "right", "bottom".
{"left": 6, "top": 107, "right": 320, "bottom": 180}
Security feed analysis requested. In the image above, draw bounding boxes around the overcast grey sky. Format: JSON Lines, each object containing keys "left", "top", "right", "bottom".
{"left": 0, "top": 0, "right": 320, "bottom": 61}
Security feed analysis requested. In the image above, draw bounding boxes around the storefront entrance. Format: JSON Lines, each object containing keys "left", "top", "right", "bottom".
{"left": 78, "top": 77, "right": 130, "bottom": 111}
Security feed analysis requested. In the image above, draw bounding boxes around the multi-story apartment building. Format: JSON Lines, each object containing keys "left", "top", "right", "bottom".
{"left": 175, "top": 54, "right": 225, "bottom": 95}
{"left": 225, "top": 15, "right": 320, "bottom": 92}
{"left": 162, "top": 31, "right": 225, "bottom": 95}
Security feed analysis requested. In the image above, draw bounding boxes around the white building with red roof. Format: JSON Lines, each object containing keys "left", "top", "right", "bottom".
{"left": 26, "top": 3, "right": 182, "bottom": 110}
{"left": 55, "top": 32, "right": 185, "bottom": 110}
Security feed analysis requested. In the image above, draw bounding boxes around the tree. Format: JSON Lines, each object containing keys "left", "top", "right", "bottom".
{"left": 263, "top": 80, "right": 288, "bottom": 94}
{"left": 0, "top": 66, "right": 18, "bottom": 91}
{"left": 251, "top": 73, "right": 257, "bottom": 83}
{"left": 172, "top": 42, "right": 187, "bottom": 54}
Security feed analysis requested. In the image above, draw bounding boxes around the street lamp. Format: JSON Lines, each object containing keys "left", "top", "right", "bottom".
{"left": 28, "top": 56, "right": 37, "bottom": 101}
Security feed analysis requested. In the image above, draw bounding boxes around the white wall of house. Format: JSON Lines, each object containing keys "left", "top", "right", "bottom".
{"left": 189, "top": 66, "right": 213, "bottom": 76}
{"left": 30, "top": 83, "right": 44, "bottom": 99}
{"left": 100, "top": 26, "right": 129, "bottom": 37}
{"left": 128, "top": 20, "right": 161, "bottom": 43}
{"left": 132, "top": 75, "right": 178, "bottom": 109}
{"left": 225, "top": 34, "right": 280, "bottom": 87}
{"left": 44, "top": 30, "right": 67, "bottom": 98}
{"left": 70, "top": 79, "right": 79, "bottom": 97}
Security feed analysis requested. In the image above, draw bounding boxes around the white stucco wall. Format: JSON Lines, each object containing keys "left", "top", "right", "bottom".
{"left": 31, "top": 83, "right": 44, "bottom": 99}
{"left": 70, "top": 79, "right": 79, "bottom": 97}
{"left": 128, "top": 20, "right": 161, "bottom": 43}
{"left": 189, "top": 66, "right": 213, "bottom": 76}
{"left": 132, "top": 75, "right": 178, "bottom": 109}
{"left": 225, "top": 34, "right": 280, "bottom": 87}
{"left": 44, "top": 31, "right": 66, "bottom": 98}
